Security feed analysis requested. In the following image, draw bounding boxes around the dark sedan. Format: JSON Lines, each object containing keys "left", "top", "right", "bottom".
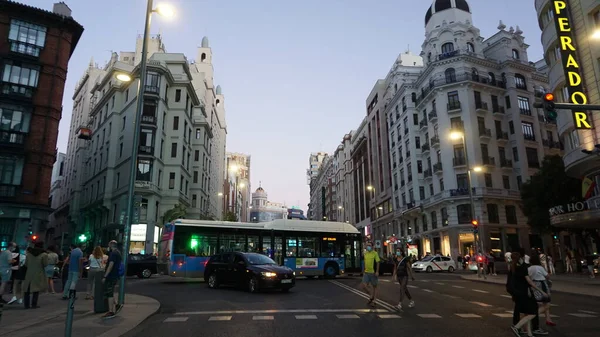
{"left": 204, "top": 252, "right": 296, "bottom": 293}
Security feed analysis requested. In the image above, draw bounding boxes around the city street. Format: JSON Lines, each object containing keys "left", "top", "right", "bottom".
{"left": 122, "top": 273, "right": 600, "bottom": 337}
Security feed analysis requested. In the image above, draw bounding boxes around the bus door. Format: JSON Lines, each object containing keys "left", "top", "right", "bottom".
{"left": 344, "top": 236, "right": 362, "bottom": 274}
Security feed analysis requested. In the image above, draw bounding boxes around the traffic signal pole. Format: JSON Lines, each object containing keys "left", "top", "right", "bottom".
{"left": 533, "top": 102, "right": 600, "bottom": 110}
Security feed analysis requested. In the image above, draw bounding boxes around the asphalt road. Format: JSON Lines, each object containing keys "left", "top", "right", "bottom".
{"left": 123, "top": 273, "right": 600, "bottom": 337}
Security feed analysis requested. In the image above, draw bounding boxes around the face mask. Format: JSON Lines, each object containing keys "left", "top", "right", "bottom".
{"left": 396, "top": 252, "right": 401, "bottom": 256}
{"left": 366, "top": 246, "right": 372, "bottom": 252}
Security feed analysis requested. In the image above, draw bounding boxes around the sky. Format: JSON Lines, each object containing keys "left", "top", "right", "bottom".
{"left": 28, "top": 0, "right": 543, "bottom": 213}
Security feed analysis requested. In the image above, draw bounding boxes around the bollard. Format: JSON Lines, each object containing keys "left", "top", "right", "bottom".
{"left": 93, "top": 271, "right": 108, "bottom": 313}
{"left": 0, "top": 301, "right": 3, "bottom": 324}
{"left": 64, "top": 289, "right": 76, "bottom": 337}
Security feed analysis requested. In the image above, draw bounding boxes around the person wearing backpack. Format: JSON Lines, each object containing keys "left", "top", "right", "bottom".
{"left": 392, "top": 248, "right": 415, "bottom": 311}
{"left": 101, "top": 240, "right": 123, "bottom": 319}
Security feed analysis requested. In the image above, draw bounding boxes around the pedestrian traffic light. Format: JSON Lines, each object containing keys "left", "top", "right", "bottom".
{"left": 78, "top": 234, "right": 87, "bottom": 243}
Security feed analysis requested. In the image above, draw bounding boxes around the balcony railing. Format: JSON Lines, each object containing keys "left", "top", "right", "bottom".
{"left": 493, "top": 105, "right": 506, "bottom": 114}
{"left": 0, "top": 184, "right": 18, "bottom": 197}
{"left": 520, "top": 109, "right": 532, "bottom": 116}
{"left": 524, "top": 134, "right": 536, "bottom": 142}
{"left": 428, "top": 110, "right": 438, "bottom": 121}
{"left": 431, "top": 136, "right": 440, "bottom": 146}
{"left": 500, "top": 159, "right": 513, "bottom": 168}
{"left": 415, "top": 71, "right": 507, "bottom": 106}
{"left": 141, "top": 115, "right": 156, "bottom": 125}
{"left": 419, "top": 119, "right": 428, "bottom": 129}
{"left": 421, "top": 143, "right": 430, "bottom": 152}
{"left": 453, "top": 157, "right": 466, "bottom": 166}
{"left": 448, "top": 101, "right": 462, "bottom": 111}
{"left": 475, "top": 101, "right": 489, "bottom": 112}
{"left": 496, "top": 131, "right": 509, "bottom": 141}
{"left": 424, "top": 169, "right": 433, "bottom": 178}
{"left": 479, "top": 128, "right": 492, "bottom": 138}
{"left": 483, "top": 156, "right": 496, "bottom": 166}
{"left": 1, "top": 82, "right": 35, "bottom": 98}
{"left": 138, "top": 145, "right": 154, "bottom": 155}
{"left": 450, "top": 188, "right": 476, "bottom": 197}
{"left": 144, "top": 85, "right": 160, "bottom": 94}
{"left": 433, "top": 162, "right": 443, "bottom": 172}
{"left": 0, "top": 130, "right": 26, "bottom": 145}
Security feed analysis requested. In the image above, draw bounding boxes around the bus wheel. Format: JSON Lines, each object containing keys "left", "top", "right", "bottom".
{"left": 207, "top": 274, "right": 219, "bottom": 288}
{"left": 324, "top": 263, "right": 339, "bottom": 279}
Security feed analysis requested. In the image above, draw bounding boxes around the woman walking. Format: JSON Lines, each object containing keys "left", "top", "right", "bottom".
{"left": 528, "top": 253, "right": 555, "bottom": 326}
{"left": 507, "top": 252, "right": 546, "bottom": 337}
{"left": 22, "top": 242, "right": 48, "bottom": 309}
{"left": 45, "top": 246, "right": 59, "bottom": 294}
{"left": 86, "top": 246, "right": 106, "bottom": 300}
{"left": 392, "top": 248, "right": 415, "bottom": 311}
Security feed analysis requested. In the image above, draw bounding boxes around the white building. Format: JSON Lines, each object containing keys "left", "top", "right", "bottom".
{"left": 224, "top": 152, "right": 251, "bottom": 221}
{"left": 64, "top": 35, "right": 226, "bottom": 254}
{"left": 249, "top": 186, "right": 288, "bottom": 222}
{"left": 382, "top": 0, "right": 560, "bottom": 258}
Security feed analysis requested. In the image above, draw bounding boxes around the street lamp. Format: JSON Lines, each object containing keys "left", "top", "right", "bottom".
{"left": 592, "top": 29, "right": 600, "bottom": 40}
{"left": 120, "top": 0, "right": 175, "bottom": 305}
{"left": 115, "top": 73, "right": 132, "bottom": 82}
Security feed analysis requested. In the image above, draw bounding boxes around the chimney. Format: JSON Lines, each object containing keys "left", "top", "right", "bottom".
{"left": 52, "top": 2, "right": 72, "bottom": 17}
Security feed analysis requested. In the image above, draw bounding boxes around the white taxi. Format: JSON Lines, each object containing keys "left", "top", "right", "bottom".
{"left": 412, "top": 255, "right": 457, "bottom": 273}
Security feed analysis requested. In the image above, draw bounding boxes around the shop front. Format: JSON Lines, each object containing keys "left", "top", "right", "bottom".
{"left": 129, "top": 224, "right": 161, "bottom": 255}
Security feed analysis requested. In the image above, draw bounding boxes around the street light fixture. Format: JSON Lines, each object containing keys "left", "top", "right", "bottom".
{"left": 472, "top": 166, "right": 483, "bottom": 172}
{"left": 218, "top": 192, "right": 224, "bottom": 197}
{"left": 591, "top": 29, "right": 600, "bottom": 40}
{"left": 366, "top": 185, "right": 374, "bottom": 191}
{"left": 120, "top": 0, "right": 175, "bottom": 305}
{"left": 115, "top": 73, "right": 132, "bottom": 82}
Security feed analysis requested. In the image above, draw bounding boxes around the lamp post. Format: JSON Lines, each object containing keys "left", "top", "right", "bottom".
{"left": 119, "top": 0, "right": 174, "bottom": 305}
{"left": 449, "top": 130, "right": 485, "bottom": 277}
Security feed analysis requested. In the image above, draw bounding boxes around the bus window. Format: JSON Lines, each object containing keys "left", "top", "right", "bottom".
{"left": 286, "top": 237, "right": 297, "bottom": 257}
{"left": 173, "top": 231, "right": 218, "bottom": 257}
{"left": 297, "top": 237, "right": 318, "bottom": 257}
{"left": 247, "top": 235, "right": 259, "bottom": 253}
{"left": 321, "top": 238, "right": 341, "bottom": 258}
{"left": 274, "top": 235, "right": 283, "bottom": 264}
{"left": 219, "top": 233, "right": 246, "bottom": 252}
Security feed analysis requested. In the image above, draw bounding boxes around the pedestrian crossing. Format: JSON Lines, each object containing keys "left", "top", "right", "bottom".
{"left": 160, "top": 309, "right": 599, "bottom": 323}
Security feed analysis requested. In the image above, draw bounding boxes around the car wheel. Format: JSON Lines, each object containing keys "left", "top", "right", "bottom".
{"left": 426, "top": 266, "right": 433, "bottom": 273}
{"left": 248, "top": 277, "right": 259, "bottom": 293}
{"left": 141, "top": 268, "right": 152, "bottom": 278}
{"left": 448, "top": 266, "right": 455, "bottom": 273}
{"left": 207, "top": 274, "right": 219, "bottom": 288}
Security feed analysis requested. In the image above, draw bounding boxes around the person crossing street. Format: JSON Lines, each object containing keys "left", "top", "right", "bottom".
{"left": 360, "top": 241, "right": 380, "bottom": 307}
{"left": 392, "top": 248, "right": 415, "bottom": 311}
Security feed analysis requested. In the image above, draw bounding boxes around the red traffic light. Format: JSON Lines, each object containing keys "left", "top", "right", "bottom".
{"left": 471, "top": 220, "right": 479, "bottom": 226}
{"left": 544, "top": 93, "right": 554, "bottom": 102}
{"left": 31, "top": 235, "right": 38, "bottom": 241}
{"left": 477, "top": 256, "right": 483, "bottom": 262}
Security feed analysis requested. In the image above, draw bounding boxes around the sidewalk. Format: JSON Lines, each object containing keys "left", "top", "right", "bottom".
{"left": 460, "top": 273, "right": 600, "bottom": 298}
{"left": 0, "top": 292, "right": 159, "bottom": 337}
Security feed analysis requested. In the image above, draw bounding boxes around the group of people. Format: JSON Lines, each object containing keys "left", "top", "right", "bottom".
{"left": 0, "top": 240, "right": 123, "bottom": 319}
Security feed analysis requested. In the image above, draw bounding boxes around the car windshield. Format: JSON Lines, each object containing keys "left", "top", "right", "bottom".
{"left": 245, "top": 254, "right": 277, "bottom": 265}
{"left": 420, "top": 256, "right": 434, "bottom": 262}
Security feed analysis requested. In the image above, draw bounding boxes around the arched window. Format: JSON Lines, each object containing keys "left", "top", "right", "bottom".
{"left": 514, "top": 74, "right": 527, "bottom": 90}
{"left": 394, "top": 83, "right": 398, "bottom": 92}
{"left": 471, "top": 68, "right": 479, "bottom": 80}
{"left": 445, "top": 68, "right": 456, "bottom": 83}
{"left": 411, "top": 92, "right": 417, "bottom": 102}
{"left": 216, "top": 99, "right": 221, "bottom": 106}
{"left": 488, "top": 72, "right": 496, "bottom": 85}
{"left": 401, "top": 96, "right": 406, "bottom": 110}
{"left": 467, "top": 42, "right": 475, "bottom": 53}
{"left": 201, "top": 53, "right": 207, "bottom": 62}
{"left": 427, "top": 52, "right": 432, "bottom": 62}
{"left": 422, "top": 214, "right": 428, "bottom": 231}
{"left": 442, "top": 42, "right": 454, "bottom": 54}
{"left": 512, "top": 49, "right": 520, "bottom": 59}
{"left": 456, "top": 204, "right": 472, "bottom": 224}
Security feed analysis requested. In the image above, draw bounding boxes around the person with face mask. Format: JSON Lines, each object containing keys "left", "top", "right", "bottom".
{"left": 392, "top": 248, "right": 415, "bottom": 311}
{"left": 0, "top": 242, "right": 17, "bottom": 303}
{"left": 361, "top": 241, "right": 380, "bottom": 307}
{"left": 102, "top": 240, "right": 123, "bottom": 319}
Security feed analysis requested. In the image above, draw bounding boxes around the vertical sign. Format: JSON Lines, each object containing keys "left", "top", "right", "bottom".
{"left": 321, "top": 187, "right": 326, "bottom": 219}
{"left": 552, "top": 0, "right": 593, "bottom": 129}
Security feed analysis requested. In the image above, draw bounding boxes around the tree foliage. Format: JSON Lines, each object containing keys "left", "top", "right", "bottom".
{"left": 520, "top": 155, "right": 582, "bottom": 233}
{"left": 162, "top": 204, "right": 187, "bottom": 224}
{"left": 223, "top": 211, "right": 238, "bottom": 222}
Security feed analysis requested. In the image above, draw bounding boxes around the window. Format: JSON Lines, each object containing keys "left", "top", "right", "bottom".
{"left": 512, "top": 49, "right": 520, "bottom": 59}
{"left": 196, "top": 128, "right": 201, "bottom": 139}
{"left": 171, "top": 143, "right": 177, "bottom": 157}
{"left": 484, "top": 173, "right": 493, "bottom": 188}
{"left": 194, "top": 150, "right": 200, "bottom": 161}
{"left": 415, "top": 136, "right": 420, "bottom": 148}
{"left": 445, "top": 68, "right": 456, "bottom": 83}
{"left": 514, "top": 74, "right": 527, "bottom": 90}
{"left": 169, "top": 172, "right": 175, "bottom": 189}
{"left": 505, "top": 96, "right": 511, "bottom": 109}
{"left": 413, "top": 114, "right": 418, "bottom": 125}
{"left": 2, "top": 62, "right": 39, "bottom": 97}
{"left": 526, "top": 147, "right": 540, "bottom": 168}
{"left": 509, "top": 121, "right": 515, "bottom": 134}
{"left": 175, "top": 89, "right": 181, "bottom": 102}
{"left": 517, "top": 96, "right": 531, "bottom": 115}
{"left": 522, "top": 122, "right": 535, "bottom": 140}
{"left": 442, "top": 42, "right": 454, "bottom": 53}
{"left": 0, "top": 155, "right": 24, "bottom": 186}
{"left": 516, "top": 176, "right": 523, "bottom": 190}
{"left": 297, "top": 237, "right": 318, "bottom": 257}
{"left": 417, "top": 160, "right": 422, "bottom": 173}
{"left": 419, "top": 186, "right": 425, "bottom": 200}
{"left": 136, "top": 159, "right": 152, "bottom": 181}
{"left": 139, "top": 129, "right": 154, "bottom": 148}
{"left": 456, "top": 204, "right": 471, "bottom": 224}
{"left": 505, "top": 205, "right": 517, "bottom": 224}
{"left": 0, "top": 104, "right": 31, "bottom": 135}
{"left": 193, "top": 171, "right": 199, "bottom": 183}
{"left": 512, "top": 147, "right": 519, "bottom": 162}
{"left": 503, "top": 175, "right": 510, "bottom": 189}
{"left": 487, "top": 204, "right": 500, "bottom": 223}
{"left": 192, "top": 194, "right": 197, "bottom": 207}
{"left": 173, "top": 116, "right": 179, "bottom": 130}
{"left": 467, "top": 42, "right": 475, "bottom": 52}
{"left": 8, "top": 20, "right": 47, "bottom": 56}
{"left": 456, "top": 173, "right": 468, "bottom": 189}
{"left": 447, "top": 91, "right": 460, "bottom": 109}
{"left": 145, "top": 72, "right": 160, "bottom": 93}
{"left": 140, "top": 198, "right": 149, "bottom": 221}
{"left": 441, "top": 207, "right": 448, "bottom": 226}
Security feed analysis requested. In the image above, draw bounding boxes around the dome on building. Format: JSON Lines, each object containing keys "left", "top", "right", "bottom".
{"left": 425, "top": 0, "right": 471, "bottom": 26}
{"left": 201, "top": 36, "right": 209, "bottom": 48}
{"left": 256, "top": 186, "right": 264, "bottom": 193}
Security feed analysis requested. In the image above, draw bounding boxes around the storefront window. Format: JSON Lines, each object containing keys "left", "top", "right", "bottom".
{"left": 297, "top": 237, "right": 317, "bottom": 257}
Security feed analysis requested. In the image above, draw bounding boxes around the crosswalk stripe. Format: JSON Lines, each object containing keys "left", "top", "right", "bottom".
{"left": 568, "top": 313, "right": 597, "bottom": 318}
{"left": 473, "top": 289, "right": 488, "bottom": 293}
{"left": 493, "top": 313, "right": 514, "bottom": 318}
{"left": 417, "top": 314, "right": 442, "bottom": 318}
{"left": 163, "top": 317, "right": 188, "bottom": 323}
{"left": 470, "top": 301, "right": 492, "bottom": 307}
{"left": 435, "top": 282, "right": 445, "bottom": 285}
{"left": 500, "top": 295, "right": 512, "bottom": 298}
{"left": 579, "top": 310, "right": 598, "bottom": 314}
{"left": 452, "top": 285, "right": 465, "bottom": 289}
{"left": 208, "top": 316, "right": 232, "bottom": 321}
{"left": 380, "top": 279, "right": 391, "bottom": 283}
{"left": 295, "top": 315, "right": 318, "bottom": 320}
{"left": 336, "top": 314, "right": 360, "bottom": 319}
{"left": 443, "top": 294, "right": 459, "bottom": 299}
{"left": 455, "top": 313, "right": 481, "bottom": 318}
{"left": 378, "top": 314, "right": 401, "bottom": 319}
{"left": 253, "top": 316, "right": 274, "bottom": 320}
{"left": 407, "top": 285, "right": 418, "bottom": 288}
{"left": 422, "top": 289, "right": 434, "bottom": 293}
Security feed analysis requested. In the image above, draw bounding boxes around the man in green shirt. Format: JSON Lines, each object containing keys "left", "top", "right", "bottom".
{"left": 361, "top": 241, "right": 380, "bottom": 307}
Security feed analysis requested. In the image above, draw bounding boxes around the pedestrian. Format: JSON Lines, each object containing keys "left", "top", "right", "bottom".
{"left": 487, "top": 251, "right": 496, "bottom": 276}
{"left": 564, "top": 250, "right": 573, "bottom": 273}
{"left": 507, "top": 252, "right": 540, "bottom": 337}
{"left": 22, "top": 242, "right": 48, "bottom": 309}
{"left": 546, "top": 254, "right": 555, "bottom": 275}
{"left": 101, "top": 240, "right": 123, "bottom": 319}
{"left": 45, "top": 246, "right": 59, "bottom": 294}
{"left": 86, "top": 246, "right": 106, "bottom": 300}
{"left": 360, "top": 241, "right": 380, "bottom": 308}
{"left": 7, "top": 246, "right": 26, "bottom": 305}
{"left": 585, "top": 255, "right": 596, "bottom": 279}
{"left": 528, "top": 253, "right": 555, "bottom": 326}
{"left": 392, "top": 248, "right": 415, "bottom": 311}
{"left": 62, "top": 244, "right": 83, "bottom": 300}
{"left": 0, "top": 242, "right": 17, "bottom": 304}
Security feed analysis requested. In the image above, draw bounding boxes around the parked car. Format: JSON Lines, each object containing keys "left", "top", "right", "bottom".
{"left": 54, "top": 254, "right": 157, "bottom": 279}
{"left": 204, "top": 252, "right": 296, "bottom": 293}
{"left": 412, "top": 255, "right": 457, "bottom": 273}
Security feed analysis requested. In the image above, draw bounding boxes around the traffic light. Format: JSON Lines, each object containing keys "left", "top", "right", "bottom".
{"left": 78, "top": 234, "right": 87, "bottom": 243}
{"left": 31, "top": 234, "right": 38, "bottom": 242}
{"left": 534, "top": 92, "right": 557, "bottom": 121}
{"left": 471, "top": 220, "right": 479, "bottom": 234}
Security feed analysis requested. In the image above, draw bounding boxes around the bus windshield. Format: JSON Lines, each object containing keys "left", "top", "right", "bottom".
{"left": 245, "top": 253, "right": 277, "bottom": 265}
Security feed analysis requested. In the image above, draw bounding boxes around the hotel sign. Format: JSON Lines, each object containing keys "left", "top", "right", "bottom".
{"left": 548, "top": 199, "right": 600, "bottom": 217}
{"left": 552, "top": 0, "right": 592, "bottom": 129}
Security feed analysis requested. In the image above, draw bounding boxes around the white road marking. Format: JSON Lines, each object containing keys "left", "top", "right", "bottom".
{"left": 252, "top": 316, "right": 274, "bottom": 320}
{"left": 378, "top": 314, "right": 401, "bottom": 319}
{"left": 470, "top": 301, "right": 492, "bottom": 307}
{"left": 380, "top": 279, "right": 391, "bottom": 283}
{"left": 452, "top": 285, "right": 465, "bottom": 289}
{"left": 336, "top": 314, "right": 360, "bottom": 319}
{"left": 208, "top": 316, "right": 232, "bottom": 321}
{"left": 435, "top": 282, "right": 445, "bottom": 285}
{"left": 493, "top": 313, "right": 514, "bottom": 318}
{"left": 568, "top": 313, "right": 597, "bottom": 318}
{"left": 176, "top": 308, "right": 388, "bottom": 315}
{"left": 422, "top": 289, "right": 434, "bottom": 293}
{"left": 329, "top": 280, "right": 397, "bottom": 312}
{"left": 473, "top": 289, "right": 489, "bottom": 293}
{"left": 550, "top": 304, "right": 558, "bottom": 307}
{"left": 500, "top": 295, "right": 512, "bottom": 298}
{"left": 455, "top": 313, "right": 482, "bottom": 318}
{"left": 417, "top": 314, "right": 442, "bottom": 318}
{"left": 420, "top": 280, "right": 430, "bottom": 282}
{"left": 295, "top": 315, "right": 318, "bottom": 320}
{"left": 443, "top": 294, "right": 459, "bottom": 299}
{"left": 579, "top": 310, "right": 598, "bottom": 314}
{"left": 407, "top": 285, "right": 418, "bottom": 288}
{"left": 163, "top": 317, "right": 189, "bottom": 323}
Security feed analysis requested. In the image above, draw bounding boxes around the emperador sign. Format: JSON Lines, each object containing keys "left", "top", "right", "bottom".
{"left": 552, "top": 0, "right": 592, "bottom": 130}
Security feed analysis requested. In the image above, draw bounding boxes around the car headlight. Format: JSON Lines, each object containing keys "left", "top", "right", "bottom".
{"left": 261, "top": 272, "right": 277, "bottom": 277}
{"left": 293, "top": 271, "right": 295, "bottom": 276}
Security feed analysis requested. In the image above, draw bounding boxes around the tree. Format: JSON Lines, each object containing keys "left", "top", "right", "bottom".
{"left": 223, "top": 211, "right": 238, "bottom": 222}
{"left": 520, "top": 155, "right": 582, "bottom": 233}
{"left": 162, "top": 204, "right": 187, "bottom": 224}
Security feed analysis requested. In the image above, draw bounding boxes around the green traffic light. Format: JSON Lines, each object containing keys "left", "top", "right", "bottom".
{"left": 547, "top": 110, "right": 557, "bottom": 120}
{"left": 78, "top": 234, "right": 87, "bottom": 242}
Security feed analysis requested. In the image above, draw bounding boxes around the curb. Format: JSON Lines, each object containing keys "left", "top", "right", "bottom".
{"left": 460, "top": 275, "right": 600, "bottom": 298}
{"left": 97, "top": 294, "right": 161, "bottom": 337}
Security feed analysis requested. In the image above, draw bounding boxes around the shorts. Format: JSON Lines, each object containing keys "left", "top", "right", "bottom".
{"left": 1, "top": 268, "right": 12, "bottom": 283}
{"left": 362, "top": 273, "right": 378, "bottom": 286}
{"left": 103, "top": 278, "right": 117, "bottom": 298}
{"left": 45, "top": 265, "right": 56, "bottom": 278}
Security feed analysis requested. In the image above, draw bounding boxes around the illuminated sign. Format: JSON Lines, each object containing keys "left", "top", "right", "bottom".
{"left": 552, "top": 0, "right": 592, "bottom": 129}
{"left": 322, "top": 237, "right": 337, "bottom": 241}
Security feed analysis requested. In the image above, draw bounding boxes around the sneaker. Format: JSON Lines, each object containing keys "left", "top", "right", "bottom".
{"left": 533, "top": 329, "right": 549, "bottom": 335}
{"left": 115, "top": 303, "right": 123, "bottom": 314}
{"left": 408, "top": 300, "right": 415, "bottom": 308}
{"left": 395, "top": 303, "right": 402, "bottom": 311}
{"left": 8, "top": 296, "right": 17, "bottom": 305}
{"left": 510, "top": 326, "right": 521, "bottom": 337}
{"left": 102, "top": 312, "right": 116, "bottom": 319}
{"left": 17, "top": 299, "right": 23, "bottom": 305}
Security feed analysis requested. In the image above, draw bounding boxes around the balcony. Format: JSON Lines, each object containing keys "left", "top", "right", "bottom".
{"left": 134, "top": 180, "right": 161, "bottom": 194}
{"left": 450, "top": 188, "right": 475, "bottom": 197}
{"left": 493, "top": 105, "right": 506, "bottom": 114}
{"left": 424, "top": 169, "right": 433, "bottom": 179}
{"left": 483, "top": 156, "right": 496, "bottom": 166}
{"left": 478, "top": 128, "right": 492, "bottom": 139}
{"left": 500, "top": 159, "right": 513, "bottom": 168}
{"left": 475, "top": 101, "right": 489, "bottom": 113}
{"left": 523, "top": 134, "right": 536, "bottom": 142}
{"left": 415, "top": 71, "right": 507, "bottom": 107}
{"left": 520, "top": 109, "right": 532, "bottom": 117}
{"left": 431, "top": 136, "right": 440, "bottom": 147}
{"left": 138, "top": 145, "right": 154, "bottom": 155}
{"left": 1, "top": 82, "right": 35, "bottom": 98}
{"left": 421, "top": 142, "right": 430, "bottom": 153}
{"left": 453, "top": 157, "right": 466, "bottom": 167}
{"left": 0, "top": 184, "right": 18, "bottom": 198}
{"left": 141, "top": 115, "right": 156, "bottom": 125}
{"left": 428, "top": 110, "right": 438, "bottom": 122}
{"left": 419, "top": 119, "right": 428, "bottom": 130}
{"left": 144, "top": 85, "right": 160, "bottom": 95}
{"left": 447, "top": 101, "right": 462, "bottom": 113}
{"left": 433, "top": 162, "right": 443, "bottom": 173}
{"left": 496, "top": 131, "right": 509, "bottom": 142}
{"left": 0, "top": 130, "right": 26, "bottom": 146}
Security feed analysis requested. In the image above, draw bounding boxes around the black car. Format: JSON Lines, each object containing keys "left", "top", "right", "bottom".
{"left": 204, "top": 252, "right": 296, "bottom": 293}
